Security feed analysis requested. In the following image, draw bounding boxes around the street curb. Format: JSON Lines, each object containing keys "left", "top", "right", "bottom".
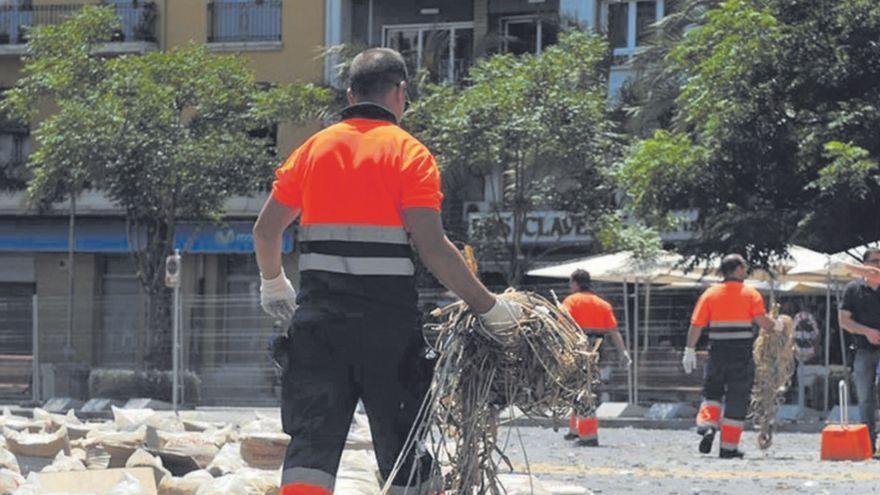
{"left": 3, "top": 405, "right": 827, "bottom": 433}
{"left": 500, "top": 416, "right": 826, "bottom": 434}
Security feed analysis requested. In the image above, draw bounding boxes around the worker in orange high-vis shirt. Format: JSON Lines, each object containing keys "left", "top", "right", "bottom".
{"left": 561, "top": 269, "right": 631, "bottom": 447}
{"left": 253, "top": 48, "right": 522, "bottom": 495}
{"left": 682, "top": 254, "right": 783, "bottom": 459}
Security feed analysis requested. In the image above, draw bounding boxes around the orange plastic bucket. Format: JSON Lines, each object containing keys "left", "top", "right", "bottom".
{"left": 821, "top": 424, "right": 872, "bottom": 461}
{"left": 821, "top": 380, "right": 873, "bottom": 461}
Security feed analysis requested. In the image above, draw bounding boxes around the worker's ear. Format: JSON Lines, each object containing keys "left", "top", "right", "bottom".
{"left": 398, "top": 81, "right": 408, "bottom": 106}
{"left": 346, "top": 88, "right": 356, "bottom": 106}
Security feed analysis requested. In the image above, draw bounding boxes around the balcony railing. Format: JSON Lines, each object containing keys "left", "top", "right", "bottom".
{"left": 0, "top": 2, "right": 158, "bottom": 45}
{"left": 208, "top": 0, "right": 282, "bottom": 44}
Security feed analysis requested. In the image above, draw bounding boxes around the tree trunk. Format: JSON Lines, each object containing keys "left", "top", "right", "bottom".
{"left": 130, "top": 216, "right": 176, "bottom": 370}
{"left": 509, "top": 151, "right": 525, "bottom": 287}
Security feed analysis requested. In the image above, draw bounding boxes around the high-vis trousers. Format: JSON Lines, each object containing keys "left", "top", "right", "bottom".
{"left": 569, "top": 415, "right": 599, "bottom": 442}
{"left": 279, "top": 304, "right": 440, "bottom": 495}
{"left": 696, "top": 344, "right": 754, "bottom": 452}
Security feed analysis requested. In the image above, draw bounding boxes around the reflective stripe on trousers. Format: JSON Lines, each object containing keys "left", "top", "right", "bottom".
{"left": 577, "top": 415, "right": 598, "bottom": 441}
{"left": 720, "top": 418, "right": 745, "bottom": 450}
{"left": 280, "top": 467, "right": 334, "bottom": 495}
{"left": 697, "top": 400, "right": 722, "bottom": 428}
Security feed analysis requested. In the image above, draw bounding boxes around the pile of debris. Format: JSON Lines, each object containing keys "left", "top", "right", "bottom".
{"left": 0, "top": 405, "right": 383, "bottom": 495}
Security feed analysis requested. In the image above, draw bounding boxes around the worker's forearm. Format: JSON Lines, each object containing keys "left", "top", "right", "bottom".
{"left": 685, "top": 326, "right": 703, "bottom": 349}
{"left": 609, "top": 330, "right": 627, "bottom": 355}
{"left": 418, "top": 237, "right": 495, "bottom": 313}
{"left": 840, "top": 314, "right": 877, "bottom": 336}
{"left": 254, "top": 232, "right": 284, "bottom": 279}
{"left": 754, "top": 314, "right": 776, "bottom": 332}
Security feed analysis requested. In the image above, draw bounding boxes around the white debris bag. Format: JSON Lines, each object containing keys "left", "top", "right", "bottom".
{"left": 0, "top": 447, "right": 20, "bottom": 474}
{"left": 112, "top": 408, "right": 156, "bottom": 432}
{"left": 0, "top": 409, "right": 44, "bottom": 433}
{"left": 32, "top": 410, "right": 81, "bottom": 432}
{"left": 86, "top": 426, "right": 147, "bottom": 450}
{"left": 156, "top": 433, "right": 218, "bottom": 469}
{"left": 157, "top": 470, "right": 213, "bottom": 495}
{"left": 125, "top": 449, "right": 171, "bottom": 485}
{"left": 239, "top": 414, "right": 282, "bottom": 435}
{"left": 206, "top": 444, "right": 244, "bottom": 477}
{"left": 106, "top": 473, "right": 150, "bottom": 495}
{"left": 195, "top": 469, "right": 277, "bottom": 495}
{"left": 0, "top": 468, "right": 25, "bottom": 494}
{"left": 40, "top": 451, "right": 87, "bottom": 473}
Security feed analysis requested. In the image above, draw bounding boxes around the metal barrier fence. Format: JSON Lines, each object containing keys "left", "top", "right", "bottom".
{"left": 207, "top": 0, "right": 282, "bottom": 43}
{"left": 0, "top": 283, "right": 845, "bottom": 410}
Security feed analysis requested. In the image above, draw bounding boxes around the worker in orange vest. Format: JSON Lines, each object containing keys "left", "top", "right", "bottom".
{"left": 561, "top": 269, "right": 631, "bottom": 446}
{"left": 253, "top": 47, "right": 522, "bottom": 495}
{"left": 682, "top": 254, "right": 782, "bottom": 458}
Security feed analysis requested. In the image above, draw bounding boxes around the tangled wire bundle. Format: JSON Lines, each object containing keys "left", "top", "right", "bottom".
{"left": 385, "top": 290, "right": 600, "bottom": 494}
{"left": 749, "top": 313, "right": 795, "bottom": 450}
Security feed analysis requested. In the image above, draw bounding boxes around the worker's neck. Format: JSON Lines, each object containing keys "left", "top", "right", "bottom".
{"left": 867, "top": 278, "right": 880, "bottom": 290}
{"left": 723, "top": 277, "right": 744, "bottom": 283}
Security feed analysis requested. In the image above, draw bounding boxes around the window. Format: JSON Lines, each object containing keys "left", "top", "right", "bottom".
{"left": 208, "top": 0, "right": 282, "bottom": 43}
{"left": 601, "top": 0, "right": 663, "bottom": 57}
{"left": 384, "top": 23, "right": 474, "bottom": 83}
{"left": 500, "top": 17, "right": 559, "bottom": 55}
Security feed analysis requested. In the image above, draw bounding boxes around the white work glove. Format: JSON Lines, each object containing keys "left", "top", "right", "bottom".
{"left": 478, "top": 297, "right": 523, "bottom": 331}
{"left": 260, "top": 268, "right": 297, "bottom": 322}
{"left": 682, "top": 347, "right": 697, "bottom": 374}
{"left": 773, "top": 318, "right": 785, "bottom": 332}
{"left": 620, "top": 351, "right": 633, "bottom": 368}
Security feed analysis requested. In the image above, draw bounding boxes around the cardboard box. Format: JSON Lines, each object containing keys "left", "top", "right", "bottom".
{"left": 35, "top": 467, "right": 157, "bottom": 494}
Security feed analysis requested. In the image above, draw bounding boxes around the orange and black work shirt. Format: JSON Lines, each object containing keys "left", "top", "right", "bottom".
{"left": 562, "top": 292, "right": 618, "bottom": 336}
{"left": 272, "top": 104, "right": 442, "bottom": 312}
{"left": 691, "top": 281, "right": 766, "bottom": 344}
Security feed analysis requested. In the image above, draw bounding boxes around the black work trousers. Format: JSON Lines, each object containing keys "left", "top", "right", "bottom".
{"left": 279, "top": 303, "right": 436, "bottom": 494}
{"left": 703, "top": 343, "right": 755, "bottom": 421}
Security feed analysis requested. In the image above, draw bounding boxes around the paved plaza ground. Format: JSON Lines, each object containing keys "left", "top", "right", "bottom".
{"left": 191, "top": 407, "right": 880, "bottom": 495}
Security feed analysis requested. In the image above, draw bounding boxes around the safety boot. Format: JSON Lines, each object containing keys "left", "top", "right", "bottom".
{"left": 698, "top": 427, "right": 716, "bottom": 454}
{"left": 576, "top": 438, "right": 599, "bottom": 447}
{"left": 719, "top": 448, "right": 744, "bottom": 459}
{"left": 563, "top": 432, "right": 578, "bottom": 441}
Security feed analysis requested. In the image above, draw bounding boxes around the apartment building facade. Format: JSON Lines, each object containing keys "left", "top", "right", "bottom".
{"left": 0, "top": 0, "right": 326, "bottom": 401}
{"left": 0, "top": 0, "right": 666, "bottom": 402}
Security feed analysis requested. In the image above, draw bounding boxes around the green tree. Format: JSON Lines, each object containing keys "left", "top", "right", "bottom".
{"left": 1, "top": 7, "right": 330, "bottom": 367}
{"left": 621, "top": 0, "right": 880, "bottom": 268}
{"left": 407, "top": 31, "right": 620, "bottom": 285}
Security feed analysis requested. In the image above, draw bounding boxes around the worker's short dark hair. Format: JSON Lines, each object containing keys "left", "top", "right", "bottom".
{"left": 348, "top": 48, "right": 408, "bottom": 101}
{"left": 570, "top": 269, "right": 591, "bottom": 291}
{"left": 720, "top": 254, "right": 747, "bottom": 279}
{"left": 863, "top": 247, "right": 880, "bottom": 262}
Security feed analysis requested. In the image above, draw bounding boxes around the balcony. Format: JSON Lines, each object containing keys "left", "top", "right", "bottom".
{"left": 207, "top": 0, "right": 282, "bottom": 51}
{"left": 0, "top": 2, "right": 158, "bottom": 57}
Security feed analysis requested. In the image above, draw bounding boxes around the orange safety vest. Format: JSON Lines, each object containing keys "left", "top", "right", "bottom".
{"left": 690, "top": 281, "right": 766, "bottom": 341}
{"left": 272, "top": 104, "right": 442, "bottom": 308}
{"left": 562, "top": 291, "right": 618, "bottom": 335}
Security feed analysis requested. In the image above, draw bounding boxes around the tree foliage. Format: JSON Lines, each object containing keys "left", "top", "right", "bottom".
{"left": 407, "top": 31, "right": 620, "bottom": 284}
{"left": 1, "top": 7, "right": 330, "bottom": 367}
{"left": 622, "top": 0, "right": 880, "bottom": 268}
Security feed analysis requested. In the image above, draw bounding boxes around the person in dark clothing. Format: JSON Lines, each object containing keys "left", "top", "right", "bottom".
{"left": 839, "top": 248, "right": 880, "bottom": 453}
